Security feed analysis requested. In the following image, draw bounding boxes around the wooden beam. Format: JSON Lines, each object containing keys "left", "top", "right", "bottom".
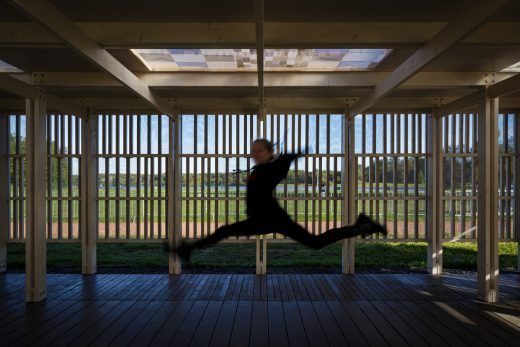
{"left": 2, "top": 21, "right": 520, "bottom": 48}
{"left": 0, "top": 72, "right": 87, "bottom": 116}
{"left": 0, "top": 115, "right": 8, "bottom": 273}
{"left": 347, "top": 0, "right": 510, "bottom": 118}
{"left": 341, "top": 111, "right": 356, "bottom": 274}
{"left": 487, "top": 73, "right": 520, "bottom": 98}
{"left": 25, "top": 91, "right": 47, "bottom": 302}
{"left": 168, "top": 116, "right": 181, "bottom": 275}
{"left": 80, "top": 112, "right": 97, "bottom": 274}
{"left": 437, "top": 90, "right": 482, "bottom": 116}
{"left": 477, "top": 92, "right": 500, "bottom": 303}
{"left": 426, "top": 110, "right": 443, "bottom": 274}
{"left": 9, "top": 0, "right": 173, "bottom": 118}
{"left": 18, "top": 72, "right": 517, "bottom": 88}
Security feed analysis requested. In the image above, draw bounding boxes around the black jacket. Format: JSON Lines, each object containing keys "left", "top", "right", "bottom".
{"left": 246, "top": 154, "right": 300, "bottom": 218}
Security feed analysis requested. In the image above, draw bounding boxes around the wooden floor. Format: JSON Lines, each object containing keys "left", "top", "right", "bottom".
{"left": 0, "top": 273, "right": 519, "bottom": 346}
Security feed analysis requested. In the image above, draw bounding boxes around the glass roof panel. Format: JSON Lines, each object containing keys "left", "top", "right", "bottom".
{"left": 131, "top": 48, "right": 391, "bottom": 71}
{"left": 0, "top": 59, "right": 22, "bottom": 72}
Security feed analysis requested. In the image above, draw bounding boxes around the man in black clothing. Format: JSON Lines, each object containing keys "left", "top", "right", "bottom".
{"left": 171, "top": 139, "right": 386, "bottom": 260}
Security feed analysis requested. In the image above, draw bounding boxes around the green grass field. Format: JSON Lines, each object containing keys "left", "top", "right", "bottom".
{"left": 5, "top": 242, "right": 518, "bottom": 273}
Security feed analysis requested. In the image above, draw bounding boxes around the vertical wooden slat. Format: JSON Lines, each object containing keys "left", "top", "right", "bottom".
{"left": 461, "top": 114, "right": 467, "bottom": 238}
{"left": 305, "top": 114, "right": 309, "bottom": 231}
{"left": 295, "top": 114, "right": 300, "bottom": 224}
{"left": 292, "top": 114, "right": 298, "bottom": 223}
{"left": 383, "top": 114, "right": 388, "bottom": 228}
{"left": 443, "top": 115, "right": 448, "bottom": 241}
{"left": 370, "top": 114, "right": 375, "bottom": 223}
{"left": 450, "top": 113, "right": 456, "bottom": 237}
{"left": 374, "top": 115, "right": 380, "bottom": 226}
{"left": 115, "top": 115, "right": 121, "bottom": 239}
{"left": 459, "top": 114, "right": 469, "bottom": 237}
{"left": 200, "top": 115, "right": 206, "bottom": 238}
{"left": 104, "top": 115, "right": 109, "bottom": 239}
{"left": 25, "top": 92, "right": 47, "bottom": 302}
{"left": 317, "top": 115, "right": 322, "bottom": 235}
{"left": 150, "top": 143, "right": 155, "bottom": 239}
{"left": 158, "top": 116, "right": 163, "bottom": 239}
{"left": 67, "top": 115, "right": 73, "bottom": 239}
{"left": 504, "top": 114, "right": 510, "bottom": 239}
{"left": 206, "top": 116, "right": 211, "bottom": 236}
{"left": 515, "top": 111, "right": 520, "bottom": 271}
{"left": 136, "top": 115, "right": 141, "bottom": 239}
{"left": 81, "top": 113, "right": 97, "bottom": 274}
{"left": 412, "top": 113, "right": 418, "bottom": 238}
{"left": 57, "top": 114, "right": 63, "bottom": 240}
{"left": 144, "top": 115, "right": 150, "bottom": 238}
{"left": 326, "top": 114, "right": 330, "bottom": 230}
{"left": 506, "top": 115, "right": 512, "bottom": 238}
{"left": 235, "top": 114, "right": 239, "bottom": 227}
{"left": 391, "top": 114, "right": 397, "bottom": 237}
{"left": 225, "top": 115, "right": 229, "bottom": 228}
{"left": 404, "top": 113, "right": 409, "bottom": 239}
{"left": 471, "top": 113, "right": 477, "bottom": 237}
{"left": 361, "top": 114, "right": 366, "bottom": 216}
{"left": 47, "top": 114, "right": 52, "bottom": 239}
{"left": 0, "top": 115, "right": 9, "bottom": 272}
{"left": 215, "top": 114, "right": 220, "bottom": 232}
{"left": 477, "top": 92, "right": 499, "bottom": 303}
{"left": 13, "top": 115, "right": 19, "bottom": 240}
{"left": 126, "top": 115, "right": 131, "bottom": 239}
{"left": 284, "top": 114, "right": 289, "bottom": 229}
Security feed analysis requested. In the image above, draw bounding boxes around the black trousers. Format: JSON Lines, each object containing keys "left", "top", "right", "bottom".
{"left": 192, "top": 212, "right": 367, "bottom": 250}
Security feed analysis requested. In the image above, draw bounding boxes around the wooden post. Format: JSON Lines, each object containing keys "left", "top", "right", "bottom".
{"left": 427, "top": 110, "right": 444, "bottom": 274}
{"left": 80, "top": 112, "right": 97, "bottom": 274}
{"left": 256, "top": 236, "right": 267, "bottom": 275}
{"left": 25, "top": 91, "right": 47, "bottom": 302}
{"left": 342, "top": 113, "right": 356, "bottom": 274}
{"left": 477, "top": 90, "right": 499, "bottom": 303}
{"left": 516, "top": 111, "right": 520, "bottom": 272}
{"left": 0, "top": 114, "right": 8, "bottom": 273}
{"left": 255, "top": 115, "right": 267, "bottom": 275}
{"left": 168, "top": 116, "right": 181, "bottom": 274}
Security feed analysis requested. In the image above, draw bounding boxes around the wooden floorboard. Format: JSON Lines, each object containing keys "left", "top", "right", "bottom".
{"left": 0, "top": 273, "right": 519, "bottom": 346}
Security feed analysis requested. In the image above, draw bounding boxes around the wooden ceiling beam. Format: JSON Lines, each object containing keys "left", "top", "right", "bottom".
{"left": 8, "top": 0, "right": 174, "bottom": 118}
{"left": 347, "top": 0, "right": 511, "bottom": 118}
{"left": 0, "top": 72, "right": 87, "bottom": 116}
{"left": 1, "top": 22, "right": 520, "bottom": 48}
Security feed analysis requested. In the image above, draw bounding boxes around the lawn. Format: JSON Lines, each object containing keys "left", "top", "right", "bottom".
{"left": 5, "top": 242, "right": 518, "bottom": 273}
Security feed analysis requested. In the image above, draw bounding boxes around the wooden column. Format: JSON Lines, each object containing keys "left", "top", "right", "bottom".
{"left": 516, "top": 111, "right": 520, "bottom": 273}
{"left": 342, "top": 114, "right": 356, "bottom": 274}
{"left": 427, "top": 110, "right": 444, "bottom": 274}
{"left": 0, "top": 114, "right": 8, "bottom": 273}
{"left": 477, "top": 91, "right": 500, "bottom": 302}
{"left": 256, "top": 116, "right": 267, "bottom": 275}
{"left": 25, "top": 91, "right": 47, "bottom": 302}
{"left": 168, "top": 116, "right": 181, "bottom": 275}
{"left": 80, "top": 112, "right": 97, "bottom": 274}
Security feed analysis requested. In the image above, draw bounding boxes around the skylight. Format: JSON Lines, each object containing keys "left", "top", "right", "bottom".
{"left": 131, "top": 48, "right": 392, "bottom": 72}
{"left": 501, "top": 61, "right": 520, "bottom": 72}
{"left": 0, "top": 59, "right": 22, "bottom": 73}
